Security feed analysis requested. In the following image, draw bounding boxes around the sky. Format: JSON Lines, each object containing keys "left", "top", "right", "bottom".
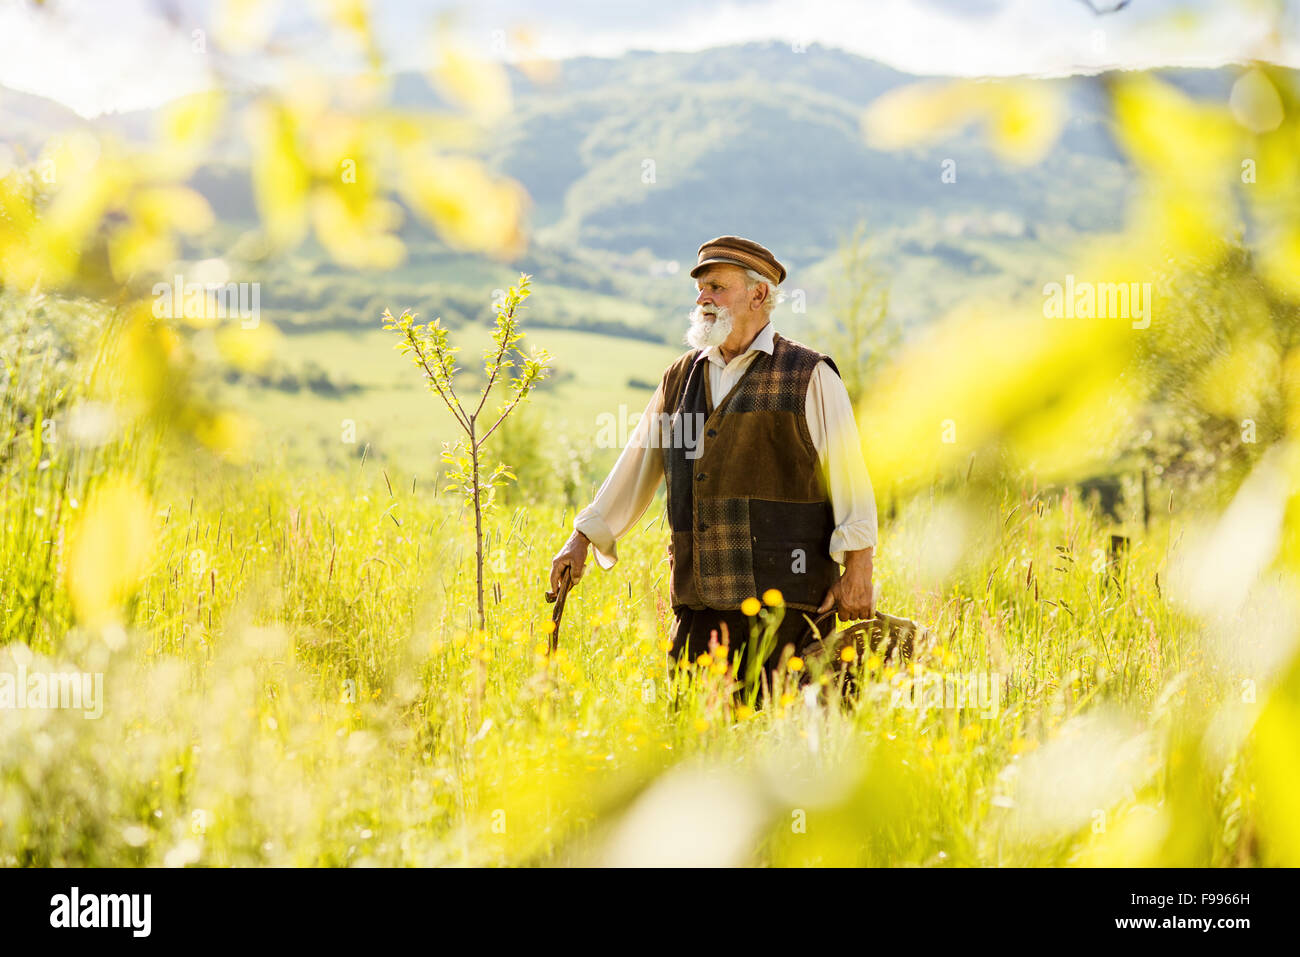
{"left": 0, "top": 0, "right": 1296, "bottom": 117}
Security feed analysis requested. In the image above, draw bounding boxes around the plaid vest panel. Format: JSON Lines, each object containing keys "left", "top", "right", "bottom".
{"left": 659, "top": 332, "right": 842, "bottom": 612}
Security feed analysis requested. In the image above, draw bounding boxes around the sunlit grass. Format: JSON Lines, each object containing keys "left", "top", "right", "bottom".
{"left": 0, "top": 415, "right": 1285, "bottom": 864}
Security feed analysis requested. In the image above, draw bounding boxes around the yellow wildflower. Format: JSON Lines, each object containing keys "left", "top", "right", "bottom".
{"left": 787, "top": 656, "right": 804, "bottom": 673}
{"left": 840, "top": 646, "right": 857, "bottom": 663}
{"left": 762, "top": 588, "right": 784, "bottom": 606}
{"left": 740, "top": 597, "right": 761, "bottom": 616}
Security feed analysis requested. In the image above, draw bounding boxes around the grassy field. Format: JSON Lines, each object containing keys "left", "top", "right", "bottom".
{"left": 2, "top": 453, "right": 1283, "bottom": 866}
{"left": 213, "top": 324, "right": 683, "bottom": 474}
{"left": 2, "top": 292, "right": 1296, "bottom": 867}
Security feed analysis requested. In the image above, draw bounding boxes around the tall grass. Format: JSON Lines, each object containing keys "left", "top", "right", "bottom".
{"left": 0, "top": 293, "right": 1293, "bottom": 867}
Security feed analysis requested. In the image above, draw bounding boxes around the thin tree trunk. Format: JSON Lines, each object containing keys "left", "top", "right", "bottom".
{"left": 471, "top": 432, "right": 485, "bottom": 630}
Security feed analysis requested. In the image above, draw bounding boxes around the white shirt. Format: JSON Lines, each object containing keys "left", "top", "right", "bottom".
{"left": 574, "top": 321, "right": 878, "bottom": 570}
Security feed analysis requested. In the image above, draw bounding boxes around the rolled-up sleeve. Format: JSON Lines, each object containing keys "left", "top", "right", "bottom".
{"left": 573, "top": 382, "right": 666, "bottom": 569}
{"left": 805, "top": 361, "right": 878, "bottom": 565}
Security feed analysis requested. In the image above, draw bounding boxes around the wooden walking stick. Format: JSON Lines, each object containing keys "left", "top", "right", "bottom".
{"left": 544, "top": 565, "right": 573, "bottom": 652}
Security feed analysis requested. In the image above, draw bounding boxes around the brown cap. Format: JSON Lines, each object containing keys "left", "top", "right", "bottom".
{"left": 690, "top": 235, "right": 786, "bottom": 285}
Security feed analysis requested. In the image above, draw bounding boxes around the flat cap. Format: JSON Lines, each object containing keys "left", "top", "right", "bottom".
{"left": 690, "top": 235, "right": 786, "bottom": 285}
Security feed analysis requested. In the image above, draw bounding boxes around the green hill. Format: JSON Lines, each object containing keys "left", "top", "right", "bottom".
{"left": 3, "top": 43, "right": 1241, "bottom": 471}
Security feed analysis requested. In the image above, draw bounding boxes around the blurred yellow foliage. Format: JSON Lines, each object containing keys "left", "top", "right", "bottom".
{"left": 159, "top": 91, "right": 227, "bottom": 173}
{"left": 400, "top": 152, "right": 527, "bottom": 257}
{"left": 66, "top": 475, "right": 156, "bottom": 627}
{"left": 247, "top": 101, "right": 312, "bottom": 250}
{"left": 856, "top": 298, "right": 1138, "bottom": 494}
{"left": 1250, "top": 659, "right": 1300, "bottom": 865}
{"left": 862, "top": 79, "right": 1064, "bottom": 165}
{"left": 430, "top": 39, "right": 513, "bottom": 123}
{"left": 215, "top": 322, "right": 280, "bottom": 373}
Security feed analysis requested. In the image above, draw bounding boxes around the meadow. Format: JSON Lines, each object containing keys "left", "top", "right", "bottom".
{"left": 1, "top": 287, "right": 1292, "bottom": 867}
{"left": 210, "top": 323, "right": 682, "bottom": 474}
{"left": 2, "top": 7, "right": 1298, "bottom": 869}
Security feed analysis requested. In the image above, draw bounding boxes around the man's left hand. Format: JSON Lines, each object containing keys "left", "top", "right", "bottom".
{"left": 817, "top": 547, "right": 876, "bottom": 622}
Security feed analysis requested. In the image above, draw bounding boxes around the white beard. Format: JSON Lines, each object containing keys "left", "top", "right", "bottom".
{"left": 684, "top": 303, "right": 734, "bottom": 350}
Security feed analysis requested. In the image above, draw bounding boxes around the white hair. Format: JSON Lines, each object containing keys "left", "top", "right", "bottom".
{"left": 742, "top": 267, "right": 784, "bottom": 313}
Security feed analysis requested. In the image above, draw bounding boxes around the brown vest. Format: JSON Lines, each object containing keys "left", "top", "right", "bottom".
{"left": 659, "top": 331, "right": 842, "bottom": 612}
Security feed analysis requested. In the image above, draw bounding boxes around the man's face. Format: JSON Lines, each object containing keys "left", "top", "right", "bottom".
{"left": 685, "top": 264, "right": 760, "bottom": 349}
{"left": 693, "top": 264, "right": 749, "bottom": 319}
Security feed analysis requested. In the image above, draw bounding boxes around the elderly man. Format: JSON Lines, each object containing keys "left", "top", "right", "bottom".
{"left": 549, "top": 235, "right": 878, "bottom": 687}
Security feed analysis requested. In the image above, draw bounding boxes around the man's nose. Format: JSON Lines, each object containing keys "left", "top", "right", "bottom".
{"left": 696, "top": 290, "right": 711, "bottom": 306}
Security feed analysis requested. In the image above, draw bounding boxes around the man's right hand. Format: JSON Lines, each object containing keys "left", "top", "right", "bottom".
{"left": 549, "top": 530, "right": 591, "bottom": 595}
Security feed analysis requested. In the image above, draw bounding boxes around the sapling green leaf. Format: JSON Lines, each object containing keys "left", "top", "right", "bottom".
{"left": 384, "top": 274, "right": 550, "bottom": 629}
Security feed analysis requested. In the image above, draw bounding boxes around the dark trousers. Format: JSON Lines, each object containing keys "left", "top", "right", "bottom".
{"left": 668, "top": 605, "right": 819, "bottom": 702}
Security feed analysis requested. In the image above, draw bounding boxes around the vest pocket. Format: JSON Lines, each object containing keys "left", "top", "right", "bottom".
{"left": 748, "top": 498, "right": 837, "bottom": 608}
{"left": 693, "top": 497, "right": 754, "bottom": 607}
{"left": 752, "top": 543, "right": 835, "bottom": 608}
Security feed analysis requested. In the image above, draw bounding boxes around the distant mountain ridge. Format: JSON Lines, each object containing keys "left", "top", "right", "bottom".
{"left": 1, "top": 43, "right": 1246, "bottom": 332}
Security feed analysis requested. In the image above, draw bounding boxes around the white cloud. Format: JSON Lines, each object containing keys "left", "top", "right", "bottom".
{"left": 2, "top": 0, "right": 1296, "bottom": 117}
{"left": 0, "top": 0, "right": 209, "bottom": 116}
{"left": 481, "top": 0, "right": 1299, "bottom": 77}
